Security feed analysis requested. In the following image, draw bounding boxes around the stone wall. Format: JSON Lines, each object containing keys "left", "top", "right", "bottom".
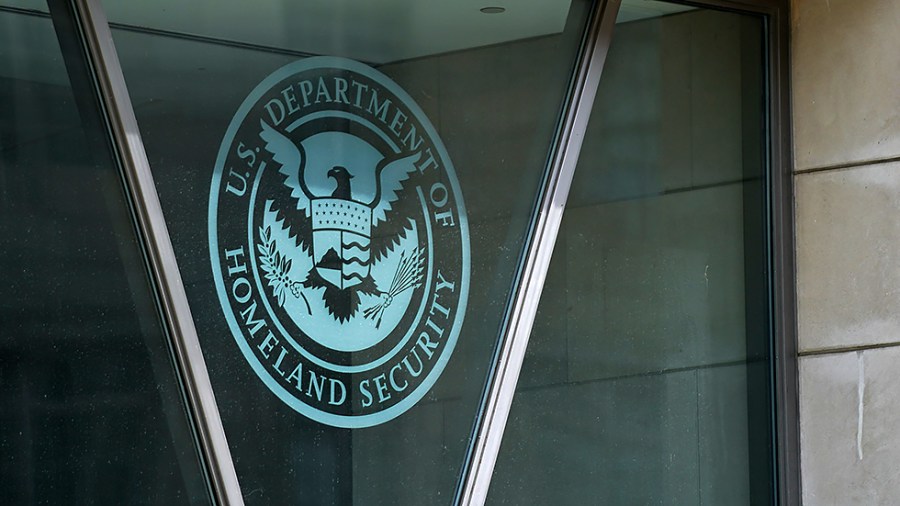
{"left": 793, "top": 0, "right": 900, "bottom": 503}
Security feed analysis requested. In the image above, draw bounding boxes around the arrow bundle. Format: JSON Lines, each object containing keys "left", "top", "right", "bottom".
{"left": 363, "top": 248, "right": 424, "bottom": 328}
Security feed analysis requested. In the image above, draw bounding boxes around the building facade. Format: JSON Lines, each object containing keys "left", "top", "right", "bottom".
{"left": 0, "top": 0, "right": 896, "bottom": 504}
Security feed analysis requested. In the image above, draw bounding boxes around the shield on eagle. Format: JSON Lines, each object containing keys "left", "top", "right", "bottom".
{"left": 310, "top": 198, "right": 372, "bottom": 289}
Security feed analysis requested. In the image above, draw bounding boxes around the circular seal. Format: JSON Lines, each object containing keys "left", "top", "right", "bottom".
{"left": 209, "top": 57, "right": 469, "bottom": 428}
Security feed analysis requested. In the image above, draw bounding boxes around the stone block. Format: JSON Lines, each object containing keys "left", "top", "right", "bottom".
{"left": 801, "top": 347, "right": 900, "bottom": 504}
{"left": 792, "top": 0, "right": 900, "bottom": 170}
{"left": 796, "top": 162, "right": 900, "bottom": 351}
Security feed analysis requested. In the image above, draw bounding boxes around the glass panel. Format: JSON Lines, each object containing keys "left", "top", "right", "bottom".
{"left": 488, "top": 2, "right": 771, "bottom": 504}
{"left": 0, "top": 4, "right": 212, "bottom": 504}
{"left": 99, "top": 0, "right": 593, "bottom": 503}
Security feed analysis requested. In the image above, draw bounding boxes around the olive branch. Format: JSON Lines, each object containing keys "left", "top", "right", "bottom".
{"left": 257, "top": 225, "right": 303, "bottom": 308}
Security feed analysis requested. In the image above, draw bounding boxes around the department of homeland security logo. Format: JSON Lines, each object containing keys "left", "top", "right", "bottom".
{"left": 208, "top": 57, "right": 470, "bottom": 428}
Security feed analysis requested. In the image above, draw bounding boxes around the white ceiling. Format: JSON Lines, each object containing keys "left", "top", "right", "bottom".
{"left": 96, "top": 0, "right": 693, "bottom": 62}
{"left": 102, "top": 0, "right": 572, "bottom": 64}
{"left": 617, "top": 0, "right": 695, "bottom": 24}
{"left": 1, "top": 0, "right": 694, "bottom": 85}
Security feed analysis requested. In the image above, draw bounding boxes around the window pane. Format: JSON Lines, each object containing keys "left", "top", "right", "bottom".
{"left": 0, "top": 4, "right": 212, "bottom": 504}
{"left": 488, "top": 2, "right": 771, "bottom": 504}
{"left": 100, "top": 0, "right": 593, "bottom": 503}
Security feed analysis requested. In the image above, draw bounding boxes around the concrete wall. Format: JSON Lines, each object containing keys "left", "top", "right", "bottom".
{"left": 793, "top": 0, "right": 900, "bottom": 504}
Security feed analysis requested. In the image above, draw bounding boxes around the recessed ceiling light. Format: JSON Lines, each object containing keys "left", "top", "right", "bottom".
{"left": 480, "top": 7, "right": 506, "bottom": 14}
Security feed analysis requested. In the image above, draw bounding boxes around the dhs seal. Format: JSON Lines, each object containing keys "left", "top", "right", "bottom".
{"left": 209, "top": 57, "right": 469, "bottom": 428}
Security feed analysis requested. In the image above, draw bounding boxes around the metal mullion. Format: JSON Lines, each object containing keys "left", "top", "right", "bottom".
{"left": 63, "top": 0, "right": 243, "bottom": 504}
{"left": 455, "top": 1, "right": 622, "bottom": 504}
{"left": 764, "top": 3, "right": 799, "bottom": 504}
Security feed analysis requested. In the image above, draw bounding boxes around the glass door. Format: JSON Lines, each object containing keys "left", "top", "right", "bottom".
{"left": 487, "top": 1, "right": 774, "bottom": 504}
{"left": 1, "top": 0, "right": 789, "bottom": 503}
{"left": 93, "top": 0, "right": 597, "bottom": 503}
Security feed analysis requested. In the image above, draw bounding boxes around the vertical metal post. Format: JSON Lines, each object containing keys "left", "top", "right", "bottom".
{"left": 765, "top": 2, "right": 800, "bottom": 504}
{"left": 61, "top": 0, "right": 244, "bottom": 503}
{"left": 455, "top": 1, "right": 621, "bottom": 504}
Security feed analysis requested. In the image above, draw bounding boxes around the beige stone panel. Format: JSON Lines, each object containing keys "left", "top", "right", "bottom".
{"left": 801, "top": 348, "right": 900, "bottom": 505}
{"left": 792, "top": 0, "right": 900, "bottom": 171}
{"left": 796, "top": 162, "right": 900, "bottom": 351}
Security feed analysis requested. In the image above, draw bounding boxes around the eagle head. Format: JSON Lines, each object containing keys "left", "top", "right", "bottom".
{"left": 327, "top": 166, "right": 354, "bottom": 181}
{"left": 327, "top": 166, "right": 354, "bottom": 200}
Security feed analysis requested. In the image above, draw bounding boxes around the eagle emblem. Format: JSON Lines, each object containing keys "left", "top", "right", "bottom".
{"left": 209, "top": 56, "right": 469, "bottom": 427}
{"left": 256, "top": 119, "right": 424, "bottom": 326}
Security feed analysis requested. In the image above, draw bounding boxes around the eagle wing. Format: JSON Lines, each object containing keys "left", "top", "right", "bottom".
{"left": 259, "top": 120, "right": 314, "bottom": 253}
{"left": 369, "top": 151, "right": 421, "bottom": 265}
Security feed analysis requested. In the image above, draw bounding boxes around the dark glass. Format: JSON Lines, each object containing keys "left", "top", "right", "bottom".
{"left": 101, "top": 0, "right": 593, "bottom": 503}
{"left": 487, "top": 1, "right": 771, "bottom": 504}
{"left": 0, "top": 3, "right": 212, "bottom": 505}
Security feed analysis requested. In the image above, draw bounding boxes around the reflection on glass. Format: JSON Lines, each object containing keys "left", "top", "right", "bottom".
{"left": 102, "top": 0, "right": 592, "bottom": 503}
{"left": 488, "top": 1, "right": 771, "bottom": 504}
{"left": 0, "top": 4, "right": 212, "bottom": 504}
